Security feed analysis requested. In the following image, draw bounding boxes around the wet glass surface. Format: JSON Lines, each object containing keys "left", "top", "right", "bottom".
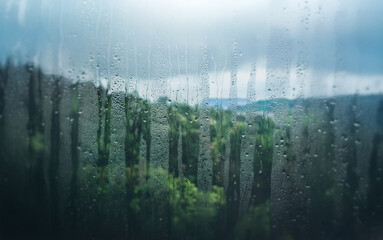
{"left": 0, "top": 0, "right": 383, "bottom": 239}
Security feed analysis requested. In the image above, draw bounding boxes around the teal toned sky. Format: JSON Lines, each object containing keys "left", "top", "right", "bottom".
{"left": 1, "top": 0, "right": 382, "bottom": 101}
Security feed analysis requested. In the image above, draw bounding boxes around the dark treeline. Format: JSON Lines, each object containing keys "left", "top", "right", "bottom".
{"left": 0, "top": 62, "right": 383, "bottom": 240}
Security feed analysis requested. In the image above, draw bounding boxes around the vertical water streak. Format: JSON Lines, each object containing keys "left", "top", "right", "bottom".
{"left": 148, "top": 35, "right": 170, "bottom": 237}
{"left": 139, "top": 134, "right": 147, "bottom": 186}
{"left": 223, "top": 131, "right": 231, "bottom": 192}
{"left": 239, "top": 64, "right": 256, "bottom": 215}
{"left": 68, "top": 81, "right": 79, "bottom": 231}
{"left": 77, "top": 81, "right": 99, "bottom": 229}
{"left": 108, "top": 8, "right": 127, "bottom": 233}
{"left": 178, "top": 124, "right": 183, "bottom": 179}
{"left": 48, "top": 78, "right": 61, "bottom": 232}
{"left": 229, "top": 42, "right": 238, "bottom": 124}
{"left": 197, "top": 46, "right": 212, "bottom": 191}
{"left": 287, "top": 0, "right": 312, "bottom": 232}
{"left": 266, "top": 0, "right": 293, "bottom": 234}
{"left": 332, "top": 4, "right": 359, "bottom": 232}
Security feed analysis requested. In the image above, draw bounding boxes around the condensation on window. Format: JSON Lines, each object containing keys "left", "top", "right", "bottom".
{"left": 0, "top": 0, "right": 383, "bottom": 239}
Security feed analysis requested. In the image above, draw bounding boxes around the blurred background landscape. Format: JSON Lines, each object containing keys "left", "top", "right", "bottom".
{"left": 0, "top": 0, "right": 383, "bottom": 239}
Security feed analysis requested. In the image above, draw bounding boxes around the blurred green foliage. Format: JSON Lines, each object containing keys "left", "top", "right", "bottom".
{"left": 1, "top": 63, "right": 382, "bottom": 240}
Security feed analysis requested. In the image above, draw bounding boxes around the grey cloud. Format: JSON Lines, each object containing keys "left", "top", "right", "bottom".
{"left": 0, "top": 0, "right": 382, "bottom": 86}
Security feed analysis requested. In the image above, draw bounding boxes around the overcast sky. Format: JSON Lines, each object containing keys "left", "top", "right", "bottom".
{"left": 1, "top": 0, "right": 383, "bottom": 102}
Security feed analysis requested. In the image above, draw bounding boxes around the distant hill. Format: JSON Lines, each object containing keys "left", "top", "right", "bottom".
{"left": 204, "top": 95, "right": 383, "bottom": 114}
{"left": 204, "top": 98, "right": 291, "bottom": 113}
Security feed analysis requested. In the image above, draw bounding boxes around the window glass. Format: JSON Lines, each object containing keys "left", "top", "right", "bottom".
{"left": 0, "top": 0, "right": 383, "bottom": 239}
